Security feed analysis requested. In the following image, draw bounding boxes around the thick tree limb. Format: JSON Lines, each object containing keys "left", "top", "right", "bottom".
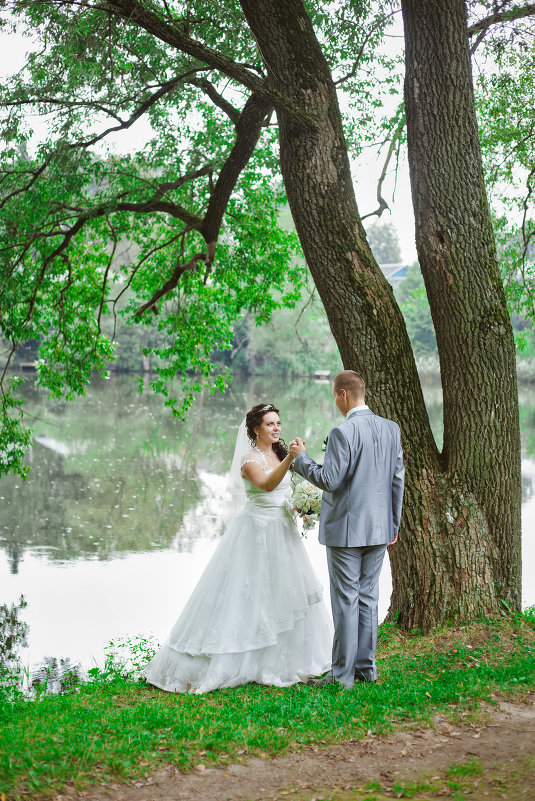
{"left": 132, "top": 92, "right": 272, "bottom": 314}
{"left": 201, "top": 93, "right": 272, "bottom": 245}
{"left": 123, "top": 164, "right": 215, "bottom": 216}
{"left": 62, "top": 166, "right": 215, "bottom": 227}
{"left": 125, "top": 89, "right": 272, "bottom": 317}
{"left": 116, "top": 88, "right": 269, "bottom": 317}
{"left": 102, "top": 199, "right": 202, "bottom": 226}
{"left": 103, "top": 0, "right": 316, "bottom": 129}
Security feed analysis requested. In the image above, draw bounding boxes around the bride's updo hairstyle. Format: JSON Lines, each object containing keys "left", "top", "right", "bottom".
{"left": 245, "top": 403, "right": 289, "bottom": 463}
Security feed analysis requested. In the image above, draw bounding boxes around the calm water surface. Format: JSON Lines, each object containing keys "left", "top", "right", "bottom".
{"left": 1, "top": 373, "right": 534, "bottom": 674}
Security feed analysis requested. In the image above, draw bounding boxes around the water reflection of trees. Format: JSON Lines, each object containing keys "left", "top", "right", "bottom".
{"left": 2, "top": 375, "right": 343, "bottom": 567}
{"left": 0, "top": 596, "right": 28, "bottom": 670}
{"left": 2, "top": 372, "right": 534, "bottom": 570}
{"left": 0, "top": 444, "right": 202, "bottom": 569}
{"left": 1, "top": 377, "right": 206, "bottom": 568}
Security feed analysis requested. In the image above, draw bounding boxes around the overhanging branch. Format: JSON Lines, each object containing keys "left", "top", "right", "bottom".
{"left": 0, "top": 155, "right": 53, "bottom": 210}
{"left": 134, "top": 253, "right": 207, "bottom": 316}
{"left": 133, "top": 92, "right": 273, "bottom": 314}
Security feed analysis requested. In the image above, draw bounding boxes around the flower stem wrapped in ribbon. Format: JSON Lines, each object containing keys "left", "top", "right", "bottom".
{"left": 291, "top": 481, "right": 322, "bottom": 532}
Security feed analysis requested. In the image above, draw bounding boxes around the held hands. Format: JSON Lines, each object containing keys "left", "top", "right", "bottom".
{"left": 289, "top": 437, "right": 307, "bottom": 460}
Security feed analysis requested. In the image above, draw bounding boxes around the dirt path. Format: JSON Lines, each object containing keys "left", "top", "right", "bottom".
{"left": 79, "top": 699, "right": 535, "bottom": 801}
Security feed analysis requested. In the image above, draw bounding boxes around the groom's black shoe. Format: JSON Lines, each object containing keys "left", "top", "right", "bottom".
{"left": 306, "top": 674, "right": 341, "bottom": 687}
{"left": 354, "top": 669, "right": 376, "bottom": 683}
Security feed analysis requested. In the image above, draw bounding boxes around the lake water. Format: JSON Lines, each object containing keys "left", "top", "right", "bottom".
{"left": 1, "top": 373, "right": 534, "bottom": 675}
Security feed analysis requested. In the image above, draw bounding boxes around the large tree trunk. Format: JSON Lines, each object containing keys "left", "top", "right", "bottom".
{"left": 397, "top": 0, "right": 522, "bottom": 622}
{"left": 240, "top": 0, "right": 522, "bottom": 630}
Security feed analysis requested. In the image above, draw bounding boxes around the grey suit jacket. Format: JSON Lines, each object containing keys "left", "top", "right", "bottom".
{"left": 294, "top": 409, "right": 405, "bottom": 547}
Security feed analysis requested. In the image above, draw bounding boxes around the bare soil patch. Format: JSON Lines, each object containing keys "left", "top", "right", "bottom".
{"left": 74, "top": 696, "right": 535, "bottom": 801}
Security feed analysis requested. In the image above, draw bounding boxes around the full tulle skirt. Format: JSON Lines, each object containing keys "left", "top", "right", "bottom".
{"left": 144, "top": 504, "right": 333, "bottom": 693}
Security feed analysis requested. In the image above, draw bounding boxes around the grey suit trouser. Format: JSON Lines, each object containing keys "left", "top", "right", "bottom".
{"left": 326, "top": 544, "right": 387, "bottom": 688}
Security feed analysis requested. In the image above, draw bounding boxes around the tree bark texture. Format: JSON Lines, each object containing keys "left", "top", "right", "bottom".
{"left": 392, "top": 0, "right": 522, "bottom": 622}
{"left": 240, "top": 0, "right": 522, "bottom": 629}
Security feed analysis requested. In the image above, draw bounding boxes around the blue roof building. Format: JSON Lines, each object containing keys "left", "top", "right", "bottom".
{"left": 379, "top": 263, "right": 409, "bottom": 287}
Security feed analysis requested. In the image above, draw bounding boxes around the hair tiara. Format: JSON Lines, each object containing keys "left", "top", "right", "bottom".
{"left": 260, "top": 404, "right": 274, "bottom": 411}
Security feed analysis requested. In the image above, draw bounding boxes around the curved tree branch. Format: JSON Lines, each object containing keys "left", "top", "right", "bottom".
{"left": 133, "top": 91, "right": 273, "bottom": 315}
{"left": 100, "top": 199, "right": 202, "bottom": 225}
{"left": 467, "top": 2, "right": 535, "bottom": 38}
{"left": 134, "top": 253, "right": 207, "bottom": 316}
{"left": 334, "top": 8, "right": 400, "bottom": 86}
{"left": 362, "top": 109, "right": 406, "bottom": 221}
{"left": 4, "top": 96, "right": 125, "bottom": 123}
{"left": 124, "top": 163, "right": 216, "bottom": 212}
{"left": 71, "top": 67, "right": 210, "bottom": 147}
{"left": 0, "top": 155, "right": 54, "bottom": 210}
{"left": 19, "top": 186, "right": 204, "bottom": 328}
{"left": 111, "top": 229, "right": 185, "bottom": 316}
{"left": 13, "top": 84, "right": 271, "bottom": 321}
{"left": 184, "top": 77, "right": 241, "bottom": 123}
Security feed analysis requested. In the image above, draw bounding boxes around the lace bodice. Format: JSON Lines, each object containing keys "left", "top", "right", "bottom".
{"left": 240, "top": 448, "right": 292, "bottom": 509}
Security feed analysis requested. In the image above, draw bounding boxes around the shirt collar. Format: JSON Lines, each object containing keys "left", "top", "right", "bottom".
{"left": 346, "top": 404, "right": 369, "bottom": 418}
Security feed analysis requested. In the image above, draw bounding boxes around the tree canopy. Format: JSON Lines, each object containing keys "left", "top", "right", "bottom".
{"left": 1, "top": 1, "right": 533, "bottom": 478}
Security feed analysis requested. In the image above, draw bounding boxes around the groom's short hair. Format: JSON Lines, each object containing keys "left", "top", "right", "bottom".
{"left": 333, "top": 370, "right": 365, "bottom": 399}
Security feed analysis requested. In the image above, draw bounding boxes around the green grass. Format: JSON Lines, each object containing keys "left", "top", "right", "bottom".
{"left": 1, "top": 614, "right": 534, "bottom": 799}
{"left": 447, "top": 758, "right": 483, "bottom": 778}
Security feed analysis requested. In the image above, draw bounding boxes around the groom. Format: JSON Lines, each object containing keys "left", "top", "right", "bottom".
{"left": 291, "top": 370, "right": 404, "bottom": 688}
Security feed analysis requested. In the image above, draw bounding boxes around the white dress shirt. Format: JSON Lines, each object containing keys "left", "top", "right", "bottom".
{"left": 346, "top": 404, "right": 369, "bottom": 418}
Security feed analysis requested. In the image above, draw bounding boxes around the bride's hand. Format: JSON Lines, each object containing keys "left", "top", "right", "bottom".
{"left": 289, "top": 438, "right": 306, "bottom": 459}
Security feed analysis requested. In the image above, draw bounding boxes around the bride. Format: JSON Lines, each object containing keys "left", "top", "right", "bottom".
{"left": 144, "top": 402, "right": 333, "bottom": 693}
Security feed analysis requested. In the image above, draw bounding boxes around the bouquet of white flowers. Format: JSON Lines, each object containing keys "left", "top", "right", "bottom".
{"left": 291, "top": 481, "right": 322, "bottom": 532}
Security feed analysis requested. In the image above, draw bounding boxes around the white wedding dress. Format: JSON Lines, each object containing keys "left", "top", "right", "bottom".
{"left": 144, "top": 450, "right": 333, "bottom": 694}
